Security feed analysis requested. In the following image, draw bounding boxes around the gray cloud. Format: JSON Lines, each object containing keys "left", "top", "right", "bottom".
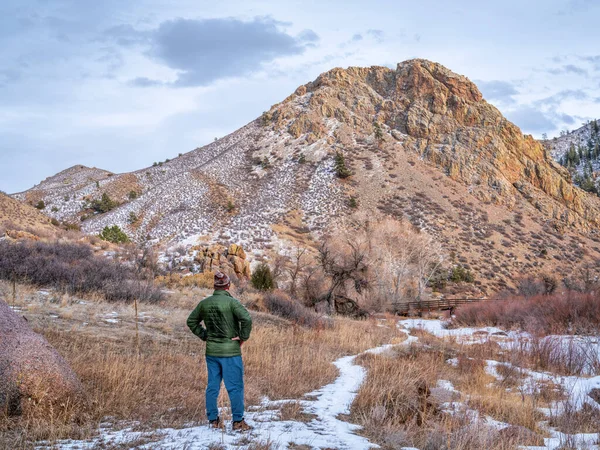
{"left": 505, "top": 106, "right": 560, "bottom": 133}
{"left": 102, "top": 24, "right": 150, "bottom": 47}
{"left": 580, "top": 55, "right": 600, "bottom": 71}
{"left": 298, "top": 29, "right": 319, "bottom": 43}
{"left": 129, "top": 77, "right": 163, "bottom": 87}
{"left": 117, "top": 17, "right": 318, "bottom": 87}
{"left": 534, "top": 89, "right": 589, "bottom": 108}
{"left": 547, "top": 64, "right": 588, "bottom": 76}
{"left": 475, "top": 80, "right": 519, "bottom": 104}
{"left": 366, "top": 29, "right": 384, "bottom": 42}
{"left": 351, "top": 33, "right": 363, "bottom": 41}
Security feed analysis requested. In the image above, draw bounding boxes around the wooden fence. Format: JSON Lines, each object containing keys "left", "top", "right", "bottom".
{"left": 392, "top": 297, "right": 488, "bottom": 315}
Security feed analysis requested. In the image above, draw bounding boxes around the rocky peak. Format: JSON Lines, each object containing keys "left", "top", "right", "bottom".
{"left": 264, "top": 59, "right": 600, "bottom": 230}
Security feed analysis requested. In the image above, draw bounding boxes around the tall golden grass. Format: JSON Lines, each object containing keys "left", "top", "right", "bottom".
{"left": 0, "top": 287, "right": 397, "bottom": 449}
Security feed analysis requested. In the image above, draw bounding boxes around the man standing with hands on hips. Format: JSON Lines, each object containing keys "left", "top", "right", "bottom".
{"left": 187, "top": 271, "right": 253, "bottom": 431}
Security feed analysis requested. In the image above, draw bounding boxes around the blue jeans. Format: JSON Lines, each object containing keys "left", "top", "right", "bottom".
{"left": 205, "top": 355, "right": 245, "bottom": 422}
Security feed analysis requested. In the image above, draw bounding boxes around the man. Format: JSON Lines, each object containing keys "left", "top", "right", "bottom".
{"left": 187, "top": 271, "right": 253, "bottom": 431}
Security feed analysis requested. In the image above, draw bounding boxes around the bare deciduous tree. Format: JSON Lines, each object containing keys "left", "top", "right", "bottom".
{"left": 287, "top": 247, "right": 309, "bottom": 298}
{"left": 318, "top": 239, "right": 371, "bottom": 313}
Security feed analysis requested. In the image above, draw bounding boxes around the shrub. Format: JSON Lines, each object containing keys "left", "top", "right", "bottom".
{"left": 128, "top": 212, "right": 138, "bottom": 224}
{"left": 373, "top": 121, "right": 384, "bottom": 142}
{"left": 517, "top": 276, "right": 546, "bottom": 297}
{"left": 455, "top": 292, "right": 600, "bottom": 335}
{"left": 35, "top": 200, "right": 45, "bottom": 210}
{"left": 156, "top": 272, "right": 215, "bottom": 289}
{"left": 64, "top": 222, "right": 81, "bottom": 231}
{"left": 348, "top": 196, "right": 358, "bottom": 208}
{"left": 450, "top": 265, "right": 474, "bottom": 283}
{"left": 226, "top": 200, "right": 235, "bottom": 212}
{"left": 128, "top": 190, "right": 138, "bottom": 200}
{"left": 0, "top": 241, "right": 162, "bottom": 303}
{"left": 251, "top": 263, "right": 275, "bottom": 291}
{"left": 263, "top": 291, "right": 325, "bottom": 328}
{"left": 334, "top": 152, "right": 351, "bottom": 178}
{"left": 99, "top": 225, "right": 130, "bottom": 244}
{"left": 91, "top": 193, "right": 117, "bottom": 214}
{"left": 298, "top": 153, "right": 306, "bottom": 164}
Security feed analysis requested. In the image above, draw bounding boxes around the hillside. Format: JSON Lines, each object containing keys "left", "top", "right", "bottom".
{"left": 544, "top": 120, "right": 600, "bottom": 192}
{"left": 0, "top": 192, "right": 56, "bottom": 234}
{"left": 13, "top": 59, "right": 600, "bottom": 294}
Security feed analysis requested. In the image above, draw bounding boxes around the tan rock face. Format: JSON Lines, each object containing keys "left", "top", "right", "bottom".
{"left": 0, "top": 300, "right": 84, "bottom": 415}
{"left": 271, "top": 58, "right": 600, "bottom": 231}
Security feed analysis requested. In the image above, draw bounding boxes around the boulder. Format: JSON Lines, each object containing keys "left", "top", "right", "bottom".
{"left": 228, "top": 255, "right": 246, "bottom": 276}
{"left": 0, "top": 300, "right": 84, "bottom": 415}
{"left": 228, "top": 244, "right": 247, "bottom": 260}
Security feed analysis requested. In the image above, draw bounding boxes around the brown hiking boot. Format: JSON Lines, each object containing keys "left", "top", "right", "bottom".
{"left": 232, "top": 419, "right": 253, "bottom": 431}
{"left": 209, "top": 417, "right": 223, "bottom": 429}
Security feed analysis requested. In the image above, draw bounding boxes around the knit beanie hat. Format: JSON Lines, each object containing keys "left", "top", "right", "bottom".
{"left": 214, "top": 271, "right": 231, "bottom": 288}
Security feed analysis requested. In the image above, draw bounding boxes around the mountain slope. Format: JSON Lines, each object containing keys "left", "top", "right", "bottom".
{"left": 14, "top": 59, "right": 600, "bottom": 293}
{"left": 0, "top": 192, "right": 55, "bottom": 233}
{"left": 544, "top": 120, "right": 600, "bottom": 192}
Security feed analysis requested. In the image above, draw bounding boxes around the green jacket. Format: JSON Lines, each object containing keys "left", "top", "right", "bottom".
{"left": 186, "top": 290, "right": 253, "bottom": 357}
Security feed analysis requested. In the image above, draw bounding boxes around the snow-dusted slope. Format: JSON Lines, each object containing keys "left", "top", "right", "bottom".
{"left": 546, "top": 121, "right": 598, "bottom": 162}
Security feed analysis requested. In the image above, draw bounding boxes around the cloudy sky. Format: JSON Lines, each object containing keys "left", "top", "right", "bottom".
{"left": 1, "top": 0, "right": 599, "bottom": 193}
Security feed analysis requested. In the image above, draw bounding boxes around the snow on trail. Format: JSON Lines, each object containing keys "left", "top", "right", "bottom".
{"left": 45, "top": 332, "right": 417, "bottom": 450}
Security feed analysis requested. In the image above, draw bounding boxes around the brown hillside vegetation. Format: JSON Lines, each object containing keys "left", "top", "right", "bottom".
{"left": 0, "top": 192, "right": 55, "bottom": 234}
{"left": 12, "top": 59, "right": 600, "bottom": 294}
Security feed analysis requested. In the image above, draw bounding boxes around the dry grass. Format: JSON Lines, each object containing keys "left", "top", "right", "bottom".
{"left": 350, "top": 345, "right": 534, "bottom": 450}
{"left": 0, "top": 193, "right": 55, "bottom": 235}
{"left": 455, "top": 292, "right": 600, "bottom": 335}
{"left": 0, "top": 286, "right": 397, "bottom": 449}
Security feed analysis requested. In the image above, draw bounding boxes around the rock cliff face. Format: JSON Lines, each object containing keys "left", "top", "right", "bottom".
{"left": 268, "top": 59, "right": 600, "bottom": 229}
{"left": 13, "top": 59, "right": 600, "bottom": 293}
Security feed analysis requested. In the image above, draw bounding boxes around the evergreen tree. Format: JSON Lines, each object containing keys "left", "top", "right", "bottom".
{"left": 334, "top": 152, "right": 352, "bottom": 178}
{"left": 99, "top": 225, "right": 130, "bottom": 243}
{"left": 373, "top": 122, "right": 384, "bottom": 142}
{"left": 251, "top": 263, "right": 275, "bottom": 291}
{"left": 91, "top": 193, "right": 117, "bottom": 213}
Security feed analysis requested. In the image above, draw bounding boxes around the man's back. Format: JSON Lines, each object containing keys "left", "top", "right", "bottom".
{"left": 187, "top": 290, "right": 252, "bottom": 357}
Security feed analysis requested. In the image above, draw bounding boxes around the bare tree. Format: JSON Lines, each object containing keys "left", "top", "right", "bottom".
{"left": 287, "top": 247, "right": 309, "bottom": 298}
{"left": 318, "top": 239, "right": 371, "bottom": 313}
{"left": 411, "top": 232, "right": 444, "bottom": 301}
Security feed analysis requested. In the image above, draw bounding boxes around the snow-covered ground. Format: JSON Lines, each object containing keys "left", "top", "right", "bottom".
{"left": 401, "top": 319, "right": 600, "bottom": 450}
{"left": 39, "top": 319, "right": 600, "bottom": 450}
{"left": 41, "top": 330, "right": 417, "bottom": 450}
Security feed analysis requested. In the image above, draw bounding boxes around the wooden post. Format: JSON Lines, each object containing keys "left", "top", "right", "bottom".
{"left": 12, "top": 273, "right": 16, "bottom": 306}
{"left": 134, "top": 297, "right": 140, "bottom": 355}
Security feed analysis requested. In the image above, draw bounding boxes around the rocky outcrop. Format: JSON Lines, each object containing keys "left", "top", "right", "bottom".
{"left": 227, "top": 244, "right": 251, "bottom": 278}
{"left": 0, "top": 300, "right": 84, "bottom": 415}
{"left": 271, "top": 59, "right": 600, "bottom": 230}
{"left": 191, "top": 243, "right": 251, "bottom": 279}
